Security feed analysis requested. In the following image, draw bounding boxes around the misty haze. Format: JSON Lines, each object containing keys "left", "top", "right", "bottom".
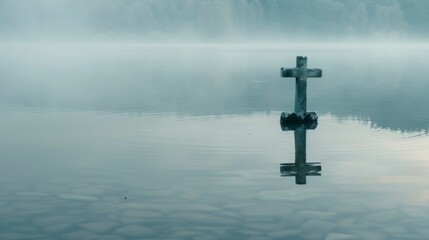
{"left": 1, "top": 0, "right": 428, "bottom": 42}
{"left": 0, "top": 1, "right": 429, "bottom": 240}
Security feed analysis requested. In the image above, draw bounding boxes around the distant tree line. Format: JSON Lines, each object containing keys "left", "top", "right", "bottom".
{"left": 0, "top": 0, "right": 427, "bottom": 40}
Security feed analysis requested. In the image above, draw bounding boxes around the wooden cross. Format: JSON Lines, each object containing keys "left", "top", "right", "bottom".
{"left": 280, "top": 56, "right": 322, "bottom": 123}
{"left": 280, "top": 122, "right": 321, "bottom": 185}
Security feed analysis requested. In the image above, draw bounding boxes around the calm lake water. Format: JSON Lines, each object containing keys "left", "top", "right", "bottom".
{"left": 0, "top": 43, "right": 428, "bottom": 240}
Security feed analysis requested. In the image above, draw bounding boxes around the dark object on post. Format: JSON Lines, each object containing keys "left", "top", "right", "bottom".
{"left": 280, "top": 117, "right": 317, "bottom": 131}
{"left": 280, "top": 56, "right": 322, "bottom": 123}
{"left": 280, "top": 112, "right": 318, "bottom": 124}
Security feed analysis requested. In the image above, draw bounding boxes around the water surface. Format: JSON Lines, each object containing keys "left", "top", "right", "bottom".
{"left": 0, "top": 44, "right": 428, "bottom": 239}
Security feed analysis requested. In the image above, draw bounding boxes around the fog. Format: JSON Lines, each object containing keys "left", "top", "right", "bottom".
{"left": 1, "top": 0, "right": 428, "bottom": 132}
{"left": 0, "top": 0, "right": 428, "bottom": 42}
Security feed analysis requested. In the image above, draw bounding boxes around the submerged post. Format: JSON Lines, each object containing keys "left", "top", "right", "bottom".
{"left": 280, "top": 56, "right": 322, "bottom": 123}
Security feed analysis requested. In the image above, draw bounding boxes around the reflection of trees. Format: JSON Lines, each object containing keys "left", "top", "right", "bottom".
{"left": 311, "top": 52, "right": 429, "bottom": 133}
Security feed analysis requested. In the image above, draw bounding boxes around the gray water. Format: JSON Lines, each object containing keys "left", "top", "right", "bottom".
{"left": 0, "top": 43, "right": 428, "bottom": 240}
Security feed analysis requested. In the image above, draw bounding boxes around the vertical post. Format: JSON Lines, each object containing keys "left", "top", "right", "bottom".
{"left": 295, "top": 56, "right": 307, "bottom": 115}
{"left": 294, "top": 126, "right": 307, "bottom": 184}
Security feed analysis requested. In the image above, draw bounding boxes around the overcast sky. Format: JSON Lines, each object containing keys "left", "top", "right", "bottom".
{"left": 0, "top": 0, "right": 427, "bottom": 42}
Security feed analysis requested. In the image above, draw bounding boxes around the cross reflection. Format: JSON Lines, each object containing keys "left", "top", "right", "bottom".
{"left": 280, "top": 121, "right": 321, "bottom": 185}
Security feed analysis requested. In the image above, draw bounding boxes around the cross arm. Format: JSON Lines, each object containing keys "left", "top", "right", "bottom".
{"left": 281, "top": 68, "right": 299, "bottom": 78}
{"left": 306, "top": 69, "right": 322, "bottom": 78}
{"left": 281, "top": 68, "right": 322, "bottom": 78}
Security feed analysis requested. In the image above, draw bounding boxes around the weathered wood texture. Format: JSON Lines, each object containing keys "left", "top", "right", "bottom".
{"left": 279, "top": 57, "right": 323, "bottom": 184}
{"left": 281, "top": 68, "right": 322, "bottom": 78}
{"left": 280, "top": 56, "right": 322, "bottom": 115}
